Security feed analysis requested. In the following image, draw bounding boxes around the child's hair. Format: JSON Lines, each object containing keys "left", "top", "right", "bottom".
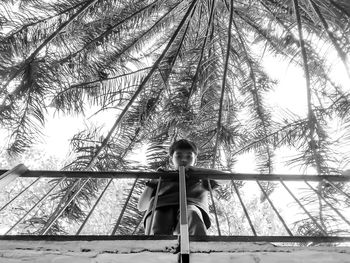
{"left": 169, "top": 139, "right": 198, "bottom": 156}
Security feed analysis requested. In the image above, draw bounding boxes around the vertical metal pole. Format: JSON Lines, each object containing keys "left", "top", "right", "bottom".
{"left": 231, "top": 179, "right": 257, "bottom": 236}
{"left": 179, "top": 166, "right": 190, "bottom": 263}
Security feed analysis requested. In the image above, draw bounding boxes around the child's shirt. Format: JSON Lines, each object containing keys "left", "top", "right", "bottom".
{"left": 144, "top": 170, "right": 218, "bottom": 228}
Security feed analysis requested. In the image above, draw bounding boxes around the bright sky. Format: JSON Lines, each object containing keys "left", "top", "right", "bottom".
{"left": 8, "top": 48, "right": 346, "bottom": 174}
{"left": 0, "top": 15, "right": 348, "bottom": 174}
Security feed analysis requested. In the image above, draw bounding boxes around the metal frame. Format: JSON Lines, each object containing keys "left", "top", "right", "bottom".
{"left": 10, "top": 170, "right": 350, "bottom": 181}
{"left": 111, "top": 177, "right": 139, "bottom": 235}
{"left": 256, "top": 180, "right": 293, "bottom": 236}
{"left": 231, "top": 179, "right": 257, "bottom": 236}
{"left": 2, "top": 166, "right": 350, "bottom": 247}
{"left": 1, "top": 235, "right": 350, "bottom": 243}
{"left": 76, "top": 179, "right": 113, "bottom": 235}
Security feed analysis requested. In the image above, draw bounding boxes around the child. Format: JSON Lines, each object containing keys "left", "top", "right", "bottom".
{"left": 137, "top": 139, "right": 220, "bottom": 235}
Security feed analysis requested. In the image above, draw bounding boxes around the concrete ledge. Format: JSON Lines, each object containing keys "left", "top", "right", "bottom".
{"left": 1, "top": 240, "right": 350, "bottom": 263}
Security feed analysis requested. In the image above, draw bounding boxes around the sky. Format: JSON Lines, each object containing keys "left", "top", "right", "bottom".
{"left": 1, "top": 1, "right": 349, "bottom": 174}
{"left": 1, "top": 44, "right": 346, "bottom": 174}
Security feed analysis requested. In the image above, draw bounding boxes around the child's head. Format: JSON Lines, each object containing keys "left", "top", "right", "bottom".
{"left": 169, "top": 139, "right": 198, "bottom": 169}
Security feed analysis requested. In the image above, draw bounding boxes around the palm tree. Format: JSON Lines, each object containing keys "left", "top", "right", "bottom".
{"left": 1, "top": 0, "right": 350, "bottom": 235}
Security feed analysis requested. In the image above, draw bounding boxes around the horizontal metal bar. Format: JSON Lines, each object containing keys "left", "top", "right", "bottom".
{"left": 7, "top": 169, "right": 350, "bottom": 182}
{"left": 0, "top": 235, "right": 177, "bottom": 241}
{"left": 1, "top": 235, "right": 350, "bottom": 243}
{"left": 190, "top": 236, "right": 350, "bottom": 243}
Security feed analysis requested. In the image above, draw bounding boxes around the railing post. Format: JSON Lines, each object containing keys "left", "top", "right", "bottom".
{"left": 179, "top": 166, "right": 190, "bottom": 263}
{"left": 0, "top": 164, "right": 28, "bottom": 190}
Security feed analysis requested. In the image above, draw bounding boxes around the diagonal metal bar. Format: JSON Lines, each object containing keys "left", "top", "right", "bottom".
{"left": 111, "top": 178, "right": 139, "bottom": 235}
{"left": 0, "top": 177, "right": 41, "bottom": 212}
{"left": 146, "top": 177, "right": 162, "bottom": 235}
{"left": 40, "top": 178, "right": 90, "bottom": 235}
{"left": 76, "top": 179, "right": 113, "bottom": 235}
{"left": 231, "top": 179, "right": 257, "bottom": 236}
{"left": 41, "top": 177, "right": 86, "bottom": 233}
{"left": 304, "top": 180, "right": 350, "bottom": 227}
{"left": 323, "top": 179, "right": 350, "bottom": 200}
{"left": 131, "top": 211, "right": 145, "bottom": 235}
{"left": 84, "top": 0, "right": 199, "bottom": 170}
{"left": 279, "top": 179, "right": 327, "bottom": 235}
{"left": 5, "top": 177, "right": 66, "bottom": 235}
{"left": 256, "top": 180, "right": 293, "bottom": 236}
{"left": 207, "top": 179, "right": 221, "bottom": 236}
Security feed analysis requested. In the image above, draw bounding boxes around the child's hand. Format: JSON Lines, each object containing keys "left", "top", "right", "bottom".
{"left": 185, "top": 166, "right": 198, "bottom": 172}
{"left": 145, "top": 178, "right": 159, "bottom": 188}
{"left": 185, "top": 166, "right": 203, "bottom": 179}
{"left": 186, "top": 166, "right": 210, "bottom": 173}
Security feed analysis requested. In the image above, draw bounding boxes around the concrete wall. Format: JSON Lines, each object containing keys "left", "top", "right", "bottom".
{"left": 1, "top": 239, "right": 350, "bottom": 262}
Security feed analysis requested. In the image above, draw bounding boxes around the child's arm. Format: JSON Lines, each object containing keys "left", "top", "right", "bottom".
{"left": 137, "top": 180, "right": 158, "bottom": 211}
{"left": 187, "top": 166, "right": 225, "bottom": 174}
{"left": 187, "top": 166, "right": 225, "bottom": 190}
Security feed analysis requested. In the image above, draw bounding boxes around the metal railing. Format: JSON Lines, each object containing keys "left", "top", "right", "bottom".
{"left": 1, "top": 164, "right": 350, "bottom": 246}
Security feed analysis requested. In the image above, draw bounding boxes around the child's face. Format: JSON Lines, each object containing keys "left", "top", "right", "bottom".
{"left": 171, "top": 149, "right": 197, "bottom": 169}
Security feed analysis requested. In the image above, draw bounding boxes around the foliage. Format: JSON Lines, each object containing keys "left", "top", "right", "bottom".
{"left": 1, "top": 0, "right": 350, "bottom": 237}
